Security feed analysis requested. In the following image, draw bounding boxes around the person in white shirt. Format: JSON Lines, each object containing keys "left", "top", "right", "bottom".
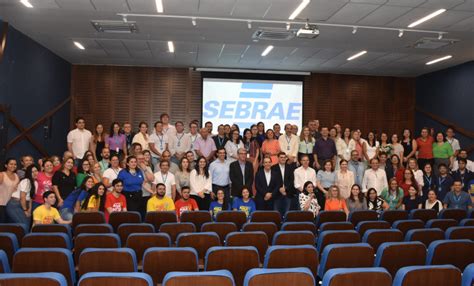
{"left": 160, "top": 113, "right": 176, "bottom": 138}
{"left": 362, "top": 158, "right": 388, "bottom": 195}
{"left": 67, "top": 117, "right": 92, "bottom": 166}
{"left": 149, "top": 121, "right": 169, "bottom": 169}
{"left": 209, "top": 148, "right": 231, "bottom": 198}
{"left": 132, "top": 122, "right": 150, "bottom": 151}
{"left": 348, "top": 130, "right": 369, "bottom": 162}
{"left": 446, "top": 127, "right": 461, "bottom": 157}
{"left": 188, "top": 122, "right": 201, "bottom": 158}
{"left": 225, "top": 129, "right": 244, "bottom": 163}
{"left": 335, "top": 159, "right": 355, "bottom": 199}
{"left": 294, "top": 155, "right": 317, "bottom": 192}
{"left": 452, "top": 150, "right": 474, "bottom": 172}
{"left": 406, "top": 158, "right": 424, "bottom": 190}
{"left": 102, "top": 154, "right": 122, "bottom": 191}
{"left": 169, "top": 121, "right": 191, "bottom": 165}
{"left": 153, "top": 160, "right": 176, "bottom": 201}
{"left": 278, "top": 124, "right": 299, "bottom": 164}
{"left": 190, "top": 156, "right": 213, "bottom": 210}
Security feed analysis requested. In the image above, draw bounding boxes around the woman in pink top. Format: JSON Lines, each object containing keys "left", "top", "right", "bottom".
{"left": 33, "top": 159, "right": 55, "bottom": 210}
{"left": 0, "top": 158, "right": 20, "bottom": 223}
{"left": 106, "top": 122, "right": 127, "bottom": 157}
{"left": 261, "top": 129, "right": 281, "bottom": 165}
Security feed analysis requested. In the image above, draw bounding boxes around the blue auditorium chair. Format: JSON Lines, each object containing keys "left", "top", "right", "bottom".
{"left": 0, "top": 272, "right": 67, "bottom": 286}
{"left": 79, "top": 272, "right": 153, "bottom": 286}
{"left": 163, "top": 270, "right": 235, "bottom": 286}
{"left": 393, "top": 265, "right": 461, "bottom": 286}
{"left": 78, "top": 247, "right": 137, "bottom": 276}
{"left": 318, "top": 243, "right": 374, "bottom": 279}
{"left": 374, "top": 241, "right": 426, "bottom": 277}
{"left": 244, "top": 268, "right": 314, "bottom": 286}
{"left": 322, "top": 267, "right": 391, "bottom": 286}
{"left": 264, "top": 245, "right": 318, "bottom": 279}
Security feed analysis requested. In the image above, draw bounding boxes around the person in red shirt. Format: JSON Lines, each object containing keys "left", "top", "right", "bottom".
{"left": 416, "top": 127, "right": 434, "bottom": 169}
{"left": 174, "top": 186, "right": 199, "bottom": 221}
{"left": 104, "top": 178, "right": 127, "bottom": 222}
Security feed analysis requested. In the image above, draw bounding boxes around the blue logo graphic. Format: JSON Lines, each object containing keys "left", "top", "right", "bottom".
{"left": 239, "top": 82, "right": 273, "bottom": 99}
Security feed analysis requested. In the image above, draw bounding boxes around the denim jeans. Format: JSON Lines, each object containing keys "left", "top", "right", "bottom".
{"left": 6, "top": 199, "right": 30, "bottom": 229}
{"left": 60, "top": 207, "right": 74, "bottom": 221}
{"left": 274, "top": 196, "right": 291, "bottom": 218}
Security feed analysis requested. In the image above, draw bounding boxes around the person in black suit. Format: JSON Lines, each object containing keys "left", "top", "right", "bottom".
{"left": 271, "top": 152, "right": 296, "bottom": 217}
{"left": 229, "top": 148, "right": 254, "bottom": 198}
{"left": 255, "top": 156, "right": 281, "bottom": 210}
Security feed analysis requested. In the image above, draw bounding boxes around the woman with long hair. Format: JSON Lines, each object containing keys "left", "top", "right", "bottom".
{"left": 261, "top": 129, "right": 280, "bottom": 165}
{"left": 432, "top": 132, "right": 454, "bottom": 172}
{"left": 401, "top": 129, "right": 417, "bottom": 164}
{"left": 298, "top": 126, "right": 315, "bottom": 166}
{"left": 5, "top": 161, "right": 31, "bottom": 225}
{"left": 232, "top": 187, "right": 256, "bottom": 219}
{"left": 386, "top": 154, "right": 404, "bottom": 182}
{"left": 366, "top": 131, "right": 379, "bottom": 162}
{"left": 336, "top": 128, "right": 352, "bottom": 162}
{"left": 225, "top": 129, "right": 244, "bottom": 163}
{"left": 367, "top": 188, "right": 388, "bottom": 214}
{"left": 106, "top": 122, "right": 127, "bottom": 157}
{"left": 391, "top": 134, "right": 404, "bottom": 162}
{"left": 81, "top": 183, "right": 106, "bottom": 212}
{"left": 132, "top": 121, "right": 150, "bottom": 151}
{"left": 424, "top": 189, "right": 443, "bottom": 213}
{"left": 422, "top": 163, "right": 437, "bottom": 201}
{"left": 324, "top": 185, "right": 349, "bottom": 215}
{"left": 175, "top": 157, "right": 191, "bottom": 197}
{"left": 299, "top": 181, "right": 321, "bottom": 217}
{"left": 316, "top": 160, "right": 336, "bottom": 208}
{"left": 73, "top": 176, "right": 95, "bottom": 213}
{"left": 102, "top": 154, "right": 122, "bottom": 191}
{"left": 242, "top": 128, "right": 261, "bottom": 172}
{"left": 380, "top": 178, "right": 404, "bottom": 210}
{"left": 33, "top": 159, "right": 54, "bottom": 211}
{"left": 402, "top": 185, "right": 422, "bottom": 211}
{"left": 76, "top": 158, "right": 92, "bottom": 187}
{"left": 398, "top": 169, "right": 419, "bottom": 197}
{"left": 346, "top": 184, "right": 367, "bottom": 212}
{"left": 406, "top": 158, "right": 424, "bottom": 191}
{"left": 90, "top": 123, "right": 107, "bottom": 162}
{"left": 117, "top": 156, "right": 146, "bottom": 213}
{"left": 52, "top": 157, "right": 76, "bottom": 209}
{"left": 190, "top": 156, "right": 213, "bottom": 210}
{"left": 335, "top": 159, "right": 355, "bottom": 199}
{"left": 209, "top": 188, "right": 230, "bottom": 219}
{"left": 378, "top": 132, "right": 392, "bottom": 156}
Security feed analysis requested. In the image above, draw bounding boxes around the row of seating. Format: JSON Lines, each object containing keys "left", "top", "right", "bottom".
{"left": 1, "top": 244, "right": 473, "bottom": 286}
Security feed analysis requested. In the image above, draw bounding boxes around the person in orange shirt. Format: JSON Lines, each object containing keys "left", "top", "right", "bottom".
{"left": 416, "top": 127, "right": 434, "bottom": 169}
{"left": 174, "top": 186, "right": 199, "bottom": 221}
{"left": 324, "top": 185, "right": 349, "bottom": 215}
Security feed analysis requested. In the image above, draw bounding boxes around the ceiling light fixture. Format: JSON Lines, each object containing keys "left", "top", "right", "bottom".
{"left": 289, "top": 0, "right": 310, "bottom": 20}
{"left": 398, "top": 29, "right": 404, "bottom": 37}
{"left": 247, "top": 21, "right": 252, "bottom": 29}
{"left": 192, "top": 18, "right": 196, "bottom": 26}
{"left": 426, "top": 55, "right": 452, "bottom": 65}
{"left": 286, "top": 23, "right": 291, "bottom": 30}
{"left": 155, "top": 0, "right": 163, "bottom": 13}
{"left": 168, "top": 41, "right": 174, "bottom": 53}
{"left": 408, "top": 9, "right": 446, "bottom": 28}
{"left": 347, "top": 50, "right": 367, "bottom": 61}
{"left": 438, "top": 33, "right": 443, "bottom": 40}
{"left": 73, "top": 41, "right": 85, "bottom": 50}
{"left": 261, "top": 45, "right": 274, "bottom": 56}
{"left": 352, "top": 26, "right": 357, "bottom": 34}
{"left": 20, "top": 0, "right": 33, "bottom": 8}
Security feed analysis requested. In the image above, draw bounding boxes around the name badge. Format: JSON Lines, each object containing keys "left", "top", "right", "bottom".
{"left": 287, "top": 146, "right": 290, "bottom": 151}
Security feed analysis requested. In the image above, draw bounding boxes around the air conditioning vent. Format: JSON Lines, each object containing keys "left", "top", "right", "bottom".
{"left": 91, "top": 20, "right": 138, "bottom": 34}
{"left": 412, "top": 37, "right": 459, "bottom": 49}
{"left": 252, "top": 27, "right": 295, "bottom": 41}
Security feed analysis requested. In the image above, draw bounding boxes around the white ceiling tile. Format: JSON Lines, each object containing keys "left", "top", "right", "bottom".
{"left": 445, "top": 15, "right": 474, "bottom": 31}
{"left": 222, "top": 44, "right": 249, "bottom": 56}
{"left": 198, "top": 0, "right": 235, "bottom": 16}
{"left": 311, "top": 49, "right": 344, "bottom": 59}
{"left": 451, "top": 0, "right": 474, "bottom": 12}
{"left": 387, "top": 7, "right": 446, "bottom": 27}
{"left": 351, "top": 0, "right": 386, "bottom": 4}
{"left": 415, "top": 10, "right": 474, "bottom": 29}
{"left": 419, "top": 0, "right": 466, "bottom": 9}
{"left": 56, "top": 0, "right": 95, "bottom": 10}
{"left": 267, "top": 0, "right": 348, "bottom": 21}
{"left": 90, "top": 0, "right": 130, "bottom": 12}
{"left": 327, "top": 3, "right": 380, "bottom": 24}
{"left": 282, "top": 56, "right": 307, "bottom": 65}
{"left": 385, "top": 0, "right": 426, "bottom": 7}
{"left": 219, "top": 54, "right": 242, "bottom": 64}
{"left": 127, "top": 0, "right": 156, "bottom": 13}
{"left": 299, "top": 58, "right": 327, "bottom": 67}
{"left": 163, "top": 0, "right": 199, "bottom": 14}
{"left": 33, "top": 0, "right": 60, "bottom": 9}
{"left": 231, "top": 0, "right": 271, "bottom": 17}
{"left": 96, "top": 39, "right": 130, "bottom": 57}
{"left": 357, "top": 5, "right": 413, "bottom": 26}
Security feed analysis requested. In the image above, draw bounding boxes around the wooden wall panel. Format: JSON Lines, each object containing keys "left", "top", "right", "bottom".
{"left": 71, "top": 66, "right": 415, "bottom": 135}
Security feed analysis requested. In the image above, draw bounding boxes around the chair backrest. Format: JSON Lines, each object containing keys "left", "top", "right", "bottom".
{"left": 316, "top": 230, "right": 360, "bottom": 254}
{"left": 392, "top": 219, "right": 425, "bottom": 235}
{"left": 272, "top": 230, "right": 315, "bottom": 246}
{"left": 374, "top": 241, "right": 427, "bottom": 277}
{"left": 201, "top": 222, "right": 238, "bottom": 243}
{"left": 355, "top": 221, "right": 391, "bottom": 237}
{"left": 0, "top": 224, "right": 27, "bottom": 246}
{"left": 362, "top": 229, "right": 404, "bottom": 252}
{"left": 216, "top": 211, "right": 247, "bottom": 230}
{"left": 242, "top": 222, "right": 278, "bottom": 243}
{"left": 117, "top": 223, "right": 155, "bottom": 246}
{"left": 460, "top": 219, "right": 474, "bottom": 226}
{"left": 426, "top": 239, "right": 474, "bottom": 271}
{"left": 12, "top": 248, "right": 75, "bottom": 286}
{"left": 74, "top": 223, "right": 113, "bottom": 236}
{"left": 0, "top": 273, "right": 68, "bottom": 286}
{"left": 318, "top": 243, "right": 374, "bottom": 278}
{"left": 462, "top": 263, "right": 474, "bottom": 286}
{"left": 425, "top": 218, "right": 458, "bottom": 231}
{"left": 142, "top": 247, "right": 198, "bottom": 285}
{"left": 445, "top": 226, "right": 474, "bottom": 240}
{"left": 405, "top": 228, "right": 445, "bottom": 247}
{"left": 32, "top": 224, "right": 72, "bottom": 239}
{"left": 321, "top": 268, "right": 392, "bottom": 286}
{"left": 205, "top": 246, "right": 260, "bottom": 286}
{"left": 159, "top": 222, "right": 195, "bottom": 244}
{"left": 78, "top": 248, "right": 137, "bottom": 277}
{"left": 225, "top": 231, "right": 268, "bottom": 263}
{"left": 176, "top": 232, "right": 221, "bottom": 260}
{"left": 244, "top": 268, "right": 314, "bottom": 286}
{"left": 315, "top": 211, "right": 347, "bottom": 228}
{"left": 126, "top": 233, "right": 171, "bottom": 265}
{"left": 22, "top": 232, "right": 71, "bottom": 249}
{"left": 348, "top": 210, "right": 378, "bottom": 226}
{"left": 180, "top": 211, "right": 212, "bottom": 231}
{"left": 409, "top": 209, "right": 437, "bottom": 223}
{"left": 380, "top": 210, "right": 408, "bottom": 225}
{"left": 393, "top": 265, "right": 461, "bottom": 286}
{"left": 319, "top": 222, "right": 354, "bottom": 233}
{"left": 469, "top": 209, "right": 474, "bottom": 219}
{"left": 250, "top": 211, "right": 282, "bottom": 227}
{"left": 72, "top": 212, "right": 106, "bottom": 229}
{"left": 439, "top": 208, "right": 467, "bottom": 222}
{"left": 74, "top": 233, "right": 120, "bottom": 264}
{"left": 109, "top": 211, "right": 142, "bottom": 231}
{"left": 78, "top": 273, "right": 153, "bottom": 286}
{"left": 263, "top": 245, "right": 319, "bottom": 279}
{"left": 162, "top": 270, "right": 235, "bottom": 286}
{"left": 144, "top": 211, "right": 177, "bottom": 230}
{"left": 0, "top": 233, "right": 18, "bottom": 267}
{"left": 0, "top": 250, "right": 10, "bottom": 273}
{"left": 281, "top": 222, "right": 317, "bottom": 234}
{"left": 284, "top": 210, "right": 314, "bottom": 222}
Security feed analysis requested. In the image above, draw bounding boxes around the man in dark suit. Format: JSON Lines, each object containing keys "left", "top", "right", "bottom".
{"left": 229, "top": 148, "right": 254, "bottom": 198}
{"left": 255, "top": 156, "right": 282, "bottom": 210}
{"left": 271, "top": 152, "right": 296, "bottom": 216}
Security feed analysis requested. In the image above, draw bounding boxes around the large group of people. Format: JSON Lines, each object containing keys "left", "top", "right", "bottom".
{"left": 0, "top": 114, "right": 473, "bottom": 228}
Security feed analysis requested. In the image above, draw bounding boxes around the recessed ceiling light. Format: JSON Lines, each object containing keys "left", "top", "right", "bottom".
{"left": 168, "top": 41, "right": 174, "bottom": 53}
{"left": 408, "top": 9, "right": 446, "bottom": 28}
{"left": 192, "top": 18, "right": 196, "bottom": 26}
{"left": 73, "top": 41, "right": 85, "bottom": 50}
{"left": 289, "top": 0, "right": 310, "bottom": 20}
{"left": 20, "top": 0, "right": 33, "bottom": 8}
{"left": 155, "top": 0, "right": 163, "bottom": 13}
{"left": 352, "top": 26, "right": 357, "bottom": 34}
{"left": 426, "top": 55, "right": 452, "bottom": 65}
{"left": 261, "top": 45, "right": 274, "bottom": 57}
{"left": 347, "top": 50, "right": 367, "bottom": 61}
{"left": 398, "top": 30, "right": 404, "bottom": 38}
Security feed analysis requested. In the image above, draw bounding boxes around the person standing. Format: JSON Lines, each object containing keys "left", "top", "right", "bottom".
{"left": 194, "top": 128, "right": 217, "bottom": 162}
{"left": 415, "top": 127, "right": 434, "bottom": 169}
{"left": 229, "top": 148, "right": 254, "bottom": 198}
{"left": 33, "top": 159, "right": 55, "bottom": 211}
{"left": 90, "top": 124, "right": 107, "bottom": 162}
{"left": 451, "top": 159, "right": 473, "bottom": 192}
{"left": 298, "top": 126, "right": 316, "bottom": 166}
{"left": 189, "top": 157, "right": 213, "bottom": 210}
{"left": 213, "top": 125, "right": 228, "bottom": 151}
{"left": 153, "top": 160, "right": 177, "bottom": 201}
{"left": 261, "top": 129, "right": 281, "bottom": 165}
{"left": 255, "top": 157, "right": 280, "bottom": 210}
{"left": 160, "top": 113, "right": 176, "bottom": 138}
{"left": 67, "top": 117, "right": 92, "bottom": 167}
{"left": 0, "top": 159, "right": 20, "bottom": 223}
{"left": 432, "top": 132, "right": 454, "bottom": 172}
{"left": 445, "top": 127, "right": 461, "bottom": 158}
{"left": 175, "top": 157, "right": 192, "bottom": 197}
{"left": 102, "top": 154, "right": 122, "bottom": 191}
{"left": 278, "top": 124, "right": 299, "bottom": 165}
{"left": 132, "top": 122, "right": 150, "bottom": 151}
{"left": 272, "top": 152, "right": 295, "bottom": 216}
{"left": 362, "top": 158, "right": 388, "bottom": 195}
{"left": 149, "top": 121, "right": 169, "bottom": 168}
{"left": 123, "top": 122, "right": 135, "bottom": 152}
{"left": 52, "top": 157, "right": 76, "bottom": 209}
{"left": 348, "top": 150, "right": 365, "bottom": 186}
{"left": 434, "top": 164, "right": 453, "bottom": 201}
{"left": 335, "top": 159, "right": 355, "bottom": 199}
{"left": 225, "top": 129, "right": 244, "bottom": 163}
{"left": 169, "top": 121, "right": 191, "bottom": 166}
{"left": 117, "top": 156, "right": 146, "bottom": 213}
{"left": 209, "top": 148, "right": 231, "bottom": 199}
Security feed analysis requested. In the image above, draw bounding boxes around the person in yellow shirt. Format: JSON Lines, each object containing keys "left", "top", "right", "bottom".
{"left": 147, "top": 183, "right": 175, "bottom": 212}
{"left": 33, "top": 191, "right": 71, "bottom": 226}
{"left": 81, "top": 183, "right": 106, "bottom": 212}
